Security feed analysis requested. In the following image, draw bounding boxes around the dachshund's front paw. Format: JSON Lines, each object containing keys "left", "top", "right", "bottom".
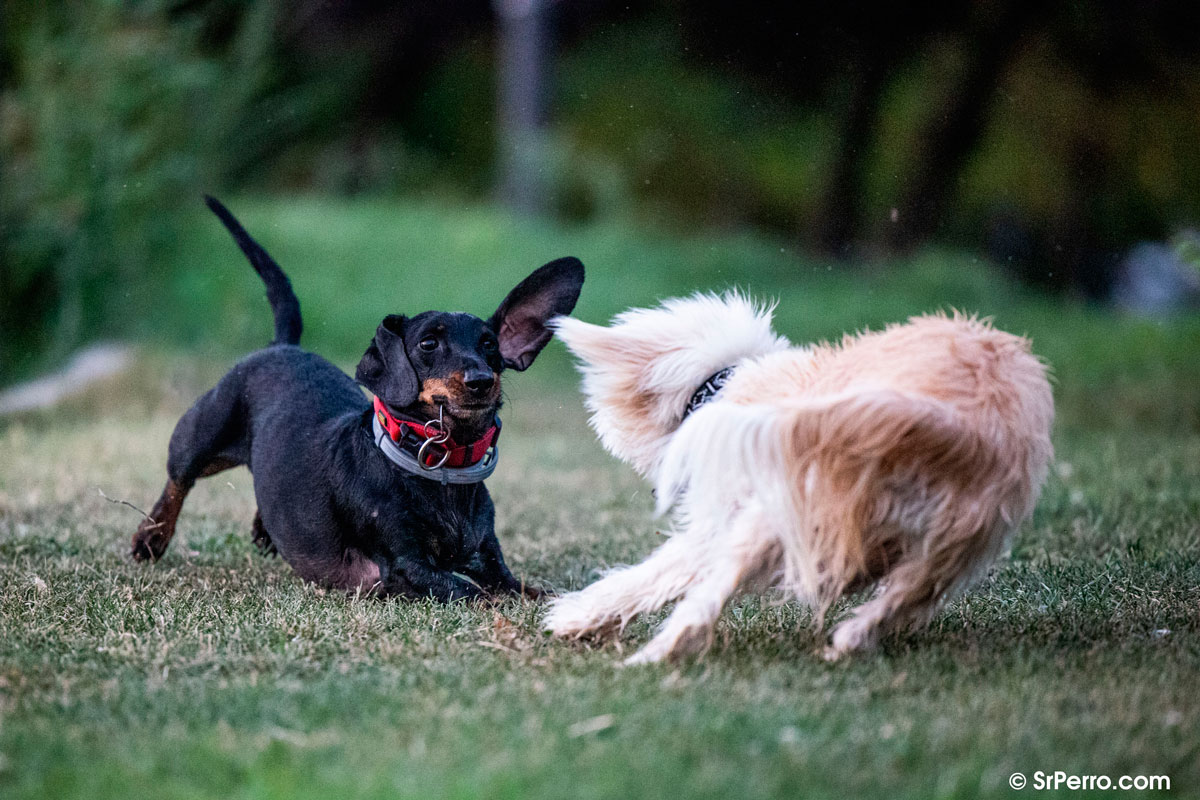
{"left": 519, "top": 582, "right": 551, "bottom": 601}
{"left": 131, "top": 519, "right": 169, "bottom": 562}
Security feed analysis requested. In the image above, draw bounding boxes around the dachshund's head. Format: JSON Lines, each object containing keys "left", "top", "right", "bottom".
{"left": 356, "top": 258, "right": 584, "bottom": 438}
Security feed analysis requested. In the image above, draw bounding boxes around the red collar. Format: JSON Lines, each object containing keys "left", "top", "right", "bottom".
{"left": 372, "top": 396, "right": 499, "bottom": 468}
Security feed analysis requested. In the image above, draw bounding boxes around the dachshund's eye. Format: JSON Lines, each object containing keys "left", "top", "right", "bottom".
{"left": 481, "top": 337, "right": 498, "bottom": 354}
{"left": 418, "top": 337, "right": 438, "bottom": 352}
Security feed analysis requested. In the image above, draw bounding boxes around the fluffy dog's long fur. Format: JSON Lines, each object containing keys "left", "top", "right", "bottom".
{"left": 545, "top": 293, "right": 1053, "bottom": 663}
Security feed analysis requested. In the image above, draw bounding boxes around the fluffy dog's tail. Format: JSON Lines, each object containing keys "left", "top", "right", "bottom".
{"left": 205, "top": 195, "right": 303, "bottom": 346}
{"left": 655, "top": 389, "right": 1033, "bottom": 614}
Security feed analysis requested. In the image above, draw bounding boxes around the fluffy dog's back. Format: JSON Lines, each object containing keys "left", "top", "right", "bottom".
{"left": 549, "top": 298, "right": 1054, "bottom": 662}
{"left": 657, "top": 313, "right": 1053, "bottom": 621}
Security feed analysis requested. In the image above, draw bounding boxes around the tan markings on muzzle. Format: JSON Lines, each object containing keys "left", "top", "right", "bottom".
{"left": 418, "top": 373, "right": 502, "bottom": 407}
{"left": 419, "top": 377, "right": 457, "bottom": 406}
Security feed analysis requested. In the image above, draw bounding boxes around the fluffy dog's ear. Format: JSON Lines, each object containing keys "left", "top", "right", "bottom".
{"left": 489, "top": 257, "right": 585, "bottom": 371}
{"left": 355, "top": 314, "right": 418, "bottom": 407}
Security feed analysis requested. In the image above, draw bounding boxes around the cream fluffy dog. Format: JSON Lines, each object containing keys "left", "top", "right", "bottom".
{"left": 544, "top": 294, "right": 1053, "bottom": 663}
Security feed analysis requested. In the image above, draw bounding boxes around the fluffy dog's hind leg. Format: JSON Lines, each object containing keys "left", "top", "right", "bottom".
{"left": 824, "top": 561, "right": 939, "bottom": 660}
{"left": 823, "top": 518, "right": 1006, "bottom": 660}
{"left": 544, "top": 529, "right": 701, "bottom": 639}
{"left": 625, "top": 507, "right": 781, "bottom": 665}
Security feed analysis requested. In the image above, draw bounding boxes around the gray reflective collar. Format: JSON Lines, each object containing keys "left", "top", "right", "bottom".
{"left": 683, "top": 367, "right": 735, "bottom": 419}
{"left": 371, "top": 412, "right": 499, "bottom": 485}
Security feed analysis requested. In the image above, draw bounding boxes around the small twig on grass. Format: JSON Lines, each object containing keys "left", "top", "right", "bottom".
{"left": 97, "top": 488, "right": 161, "bottom": 528}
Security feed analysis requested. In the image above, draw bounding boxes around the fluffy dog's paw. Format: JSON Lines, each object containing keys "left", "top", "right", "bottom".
{"left": 624, "top": 624, "right": 712, "bottom": 666}
{"left": 543, "top": 592, "right": 616, "bottom": 639}
{"left": 622, "top": 646, "right": 666, "bottom": 666}
{"left": 823, "top": 617, "right": 879, "bottom": 661}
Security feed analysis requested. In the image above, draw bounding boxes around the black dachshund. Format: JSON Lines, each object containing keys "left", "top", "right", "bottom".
{"left": 131, "top": 197, "right": 583, "bottom": 600}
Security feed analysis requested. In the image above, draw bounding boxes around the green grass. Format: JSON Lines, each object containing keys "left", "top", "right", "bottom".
{"left": 2, "top": 197, "right": 1199, "bottom": 799}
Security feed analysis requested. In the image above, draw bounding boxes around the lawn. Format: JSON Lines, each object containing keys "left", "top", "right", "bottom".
{"left": 1, "top": 198, "right": 1198, "bottom": 799}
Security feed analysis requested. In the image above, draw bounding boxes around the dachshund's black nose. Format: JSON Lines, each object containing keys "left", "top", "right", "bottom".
{"left": 465, "top": 375, "right": 495, "bottom": 395}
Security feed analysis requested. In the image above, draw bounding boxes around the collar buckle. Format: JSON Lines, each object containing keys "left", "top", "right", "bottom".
{"left": 416, "top": 406, "right": 453, "bottom": 470}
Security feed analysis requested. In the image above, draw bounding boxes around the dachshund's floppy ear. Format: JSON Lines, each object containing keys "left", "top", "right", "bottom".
{"left": 355, "top": 314, "right": 419, "bottom": 407}
{"left": 489, "top": 257, "right": 585, "bottom": 371}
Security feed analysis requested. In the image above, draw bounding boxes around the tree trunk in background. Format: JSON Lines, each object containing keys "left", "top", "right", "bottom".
{"left": 885, "top": 0, "right": 1036, "bottom": 251}
{"left": 817, "top": 58, "right": 894, "bottom": 257}
{"left": 494, "top": 0, "right": 549, "bottom": 216}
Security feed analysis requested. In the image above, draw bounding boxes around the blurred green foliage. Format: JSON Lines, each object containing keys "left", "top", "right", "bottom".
{"left": 311, "top": 10, "right": 1200, "bottom": 276}
{"left": 553, "top": 18, "right": 1200, "bottom": 257}
{"left": 0, "top": 1, "right": 356, "bottom": 380}
{"left": 554, "top": 25, "right": 832, "bottom": 230}
{"left": 958, "top": 36, "right": 1200, "bottom": 242}
{"left": 1, "top": 2, "right": 217, "bottom": 376}
{"left": 4, "top": 2, "right": 1200, "bottom": 383}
